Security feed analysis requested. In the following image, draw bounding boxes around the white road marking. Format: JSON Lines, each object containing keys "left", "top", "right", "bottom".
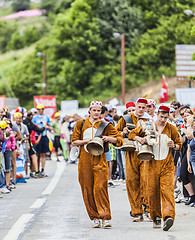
{"left": 30, "top": 198, "right": 46, "bottom": 209}
{"left": 3, "top": 214, "right": 34, "bottom": 240}
{"left": 42, "top": 162, "right": 66, "bottom": 195}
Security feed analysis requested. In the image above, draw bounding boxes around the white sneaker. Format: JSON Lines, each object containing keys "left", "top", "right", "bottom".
{"left": 9, "top": 184, "right": 16, "bottom": 189}
{"left": 102, "top": 220, "right": 112, "bottom": 228}
{"left": 92, "top": 219, "right": 101, "bottom": 228}
{"left": 174, "top": 188, "right": 181, "bottom": 199}
{"left": 0, "top": 187, "right": 10, "bottom": 194}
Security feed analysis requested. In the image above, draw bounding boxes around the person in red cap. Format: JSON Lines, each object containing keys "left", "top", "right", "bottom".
{"left": 147, "top": 99, "right": 157, "bottom": 122}
{"left": 126, "top": 102, "right": 135, "bottom": 114}
{"left": 129, "top": 104, "right": 182, "bottom": 231}
{"left": 116, "top": 98, "right": 151, "bottom": 222}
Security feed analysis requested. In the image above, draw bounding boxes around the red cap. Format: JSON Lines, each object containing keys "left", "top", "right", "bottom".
{"left": 158, "top": 105, "right": 170, "bottom": 113}
{"left": 126, "top": 102, "right": 135, "bottom": 109}
{"left": 136, "top": 98, "right": 148, "bottom": 105}
{"left": 15, "top": 107, "right": 20, "bottom": 112}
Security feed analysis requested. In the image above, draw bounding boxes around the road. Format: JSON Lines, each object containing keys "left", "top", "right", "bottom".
{"left": 0, "top": 158, "right": 195, "bottom": 240}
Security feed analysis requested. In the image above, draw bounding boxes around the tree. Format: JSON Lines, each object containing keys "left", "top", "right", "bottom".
{"left": 12, "top": 0, "right": 30, "bottom": 12}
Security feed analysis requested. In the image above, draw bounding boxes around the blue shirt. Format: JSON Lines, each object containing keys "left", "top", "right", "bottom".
{"left": 32, "top": 114, "right": 50, "bottom": 136}
{"left": 188, "top": 138, "right": 195, "bottom": 162}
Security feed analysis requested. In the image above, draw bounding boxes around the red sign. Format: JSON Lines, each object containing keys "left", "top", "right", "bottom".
{"left": 0, "top": 95, "right": 6, "bottom": 108}
{"left": 34, "top": 95, "right": 57, "bottom": 118}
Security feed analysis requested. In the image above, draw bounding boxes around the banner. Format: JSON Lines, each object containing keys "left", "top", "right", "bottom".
{"left": 160, "top": 75, "right": 169, "bottom": 103}
{"left": 0, "top": 95, "right": 6, "bottom": 108}
{"left": 34, "top": 95, "right": 57, "bottom": 118}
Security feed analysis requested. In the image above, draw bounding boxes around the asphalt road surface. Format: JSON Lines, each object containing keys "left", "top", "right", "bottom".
{"left": 0, "top": 158, "right": 195, "bottom": 240}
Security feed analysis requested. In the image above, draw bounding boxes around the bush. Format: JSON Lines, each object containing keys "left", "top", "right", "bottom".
{"left": 12, "top": 0, "right": 30, "bottom": 12}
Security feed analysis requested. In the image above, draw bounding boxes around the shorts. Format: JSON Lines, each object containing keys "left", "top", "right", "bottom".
{"left": 106, "top": 150, "right": 112, "bottom": 162}
{"left": 35, "top": 136, "right": 50, "bottom": 154}
{"left": 4, "top": 150, "right": 12, "bottom": 173}
{"left": 54, "top": 136, "right": 62, "bottom": 152}
{"left": 29, "top": 144, "right": 36, "bottom": 156}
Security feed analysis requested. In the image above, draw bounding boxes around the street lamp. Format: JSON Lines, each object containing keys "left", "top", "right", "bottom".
{"left": 36, "top": 52, "right": 47, "bottom": 95}
{"left": 113, "top": 32, "right": 125, "bottom": 105}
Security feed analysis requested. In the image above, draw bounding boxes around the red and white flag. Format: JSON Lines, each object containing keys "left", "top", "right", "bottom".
{"left": 160, "top": 75, "right": 169, "bottom": 103}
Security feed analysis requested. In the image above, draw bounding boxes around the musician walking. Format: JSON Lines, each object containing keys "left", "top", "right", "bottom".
{"left": 71, "top": 101, "right": 123, "bottom": 228}
{"left": 116, "top": 98, "right": 150, "bottom": 222}
{"left": 129, "top": 105, "right": 182, "bottom": 231}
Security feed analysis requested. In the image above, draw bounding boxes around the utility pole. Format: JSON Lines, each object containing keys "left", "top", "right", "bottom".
{"left": 121, "top": 34, "right": 125, "bottom": 105}
{"left": 43, "top": 53, "right": 47, "bottom": 95}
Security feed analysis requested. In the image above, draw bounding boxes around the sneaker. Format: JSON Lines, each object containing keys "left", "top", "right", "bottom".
{"left": 174, "top": 188, "right": 181, "bottom": 199}
{"left": 41, "top": 171, "right": 48, "bottom": 177}
{"left": 9, "top": 184, "right": 16, "bottom": 189}
{"left": 132, "top": 214, "right": 143, "bottom": 222}
{"left": 36, "top": 172, "right": 44, "bottom": 178}
{"left": 108, "top": 181, "right": 115, "bottom": 188}
{"left": 163, "top": 217, "right": 173, "bottom": 231}
{"left": 6, "top": 186, "right": 12, "bottom": 192}
{"left": 0, "top": 187, "right": 10, "bottom": 194}
{"left": 185, "top": 196, "right": 195, "bottom": 205}
{"left": 153, "top": 217, "right": 161, "bottom": 228}
{"left": 145, "top": 212, "right": 153, "bottom": 222}
{"left": 102, "top": 220, "right": 112, "bottom": 228}
{"left": 92, "top": 219, "right": 101, "bottom": 228}
{"left": 191, "top": 203, "right": 195, "bottom": 207}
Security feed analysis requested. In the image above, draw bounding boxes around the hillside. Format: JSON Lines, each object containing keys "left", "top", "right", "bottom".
{"left": 1, "top": 0, "right": 195, "bottom": 109}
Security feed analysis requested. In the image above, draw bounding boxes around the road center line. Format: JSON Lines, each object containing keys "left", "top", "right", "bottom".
{"left": 42, "top": 162, "right": 66, "bottom": 195}
{"left": 3, "top": 214, "right": 34, "bottom": 240}
{"left": 30, "top": 198, "right": 46, "bottom": 209}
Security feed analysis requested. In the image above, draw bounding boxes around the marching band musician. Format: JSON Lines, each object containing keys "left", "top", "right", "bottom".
{"left": 71, "top": 101, "right": 123, "bottom": 229}
{"left": 116, "top": 98, "right": 151, "bottom": 222}
{"left": 129, "top": 105, "right": 182, "bottom": 231}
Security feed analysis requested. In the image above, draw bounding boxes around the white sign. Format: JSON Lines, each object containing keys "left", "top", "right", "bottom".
{"left": 175, "top": 88, "right": 195, "bottom": 105}
{"left": 61, "top": 100, "right": 79, "bottom": 112}
{"left": 175, "top": 45, "right": 195, "bottom": 80}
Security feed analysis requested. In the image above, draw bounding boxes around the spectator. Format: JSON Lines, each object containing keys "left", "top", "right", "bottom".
{"left": 4, "top": 119, "right": 16, "bottom": 191}
{"left": 32, "top": 104, "right": 51, "bottom": 176}
{"left": 23, "top": 111, "right": 45, "bottom": 178}
{"left": 60, "top": 116, "right": 70, "bottom": 161}
{"left": 52, "top": 112, "right": 62, "bottom": 162}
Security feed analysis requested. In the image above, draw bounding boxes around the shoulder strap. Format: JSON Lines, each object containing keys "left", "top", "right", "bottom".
{"left": 81, "top": 119, "right": 85, "bottom": 130}
{"left": 123, "top": 115, "right": 133, "bottom": 126}
{"left": 95, "top": 120, "right": 110, "bottom": 138}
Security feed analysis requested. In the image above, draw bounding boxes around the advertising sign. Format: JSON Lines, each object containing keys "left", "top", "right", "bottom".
{"left": 0, "top": 95, "right": 6, "bottom": 108}
{"left": 34, "top": 95, "right": 57, "bottom": 118}
{"left": 175, "top": 45, "right": 195, "bottom": 81}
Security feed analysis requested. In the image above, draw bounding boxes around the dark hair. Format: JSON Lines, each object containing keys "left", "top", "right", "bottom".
{"left": 170, "top": 100, "right": 181, "bottom": 108}
{"left": 27, "top": 111, "right": 33, "bottom": 117}
{"left": 113, "top": 114, "right": 120, "bottom": 123}
{"left": 158, "top": 110, "right": 169, "bottom": 115}
{"left": 123, "top": 110, "right": 128, "bottom": 115}
{"left": 101, "top": 106, "right": 108, "bottom": 114}
{"left": 179, "top": 105, "right": 190, "bottom": 112}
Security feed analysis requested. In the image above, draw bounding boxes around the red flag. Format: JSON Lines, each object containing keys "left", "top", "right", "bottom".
{"left": 160, "top": 75, "right": 169, "bottom": 103}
